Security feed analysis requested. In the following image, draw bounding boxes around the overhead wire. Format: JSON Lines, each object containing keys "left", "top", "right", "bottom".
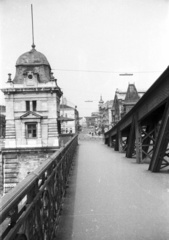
{"left": 52, "top": 68, "right": 162, "bottom": 74}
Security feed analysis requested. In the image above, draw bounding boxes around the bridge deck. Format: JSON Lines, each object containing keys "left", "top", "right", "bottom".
{"left": 55, "top": 139, "right": 169, "bottom": 240}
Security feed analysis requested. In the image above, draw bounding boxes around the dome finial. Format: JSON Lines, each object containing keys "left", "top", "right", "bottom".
{"left": 32, "top": 43, "right": 36, "bottom": 49}
{"left": 31, "top": 4, "right": 36, "bottom": 49}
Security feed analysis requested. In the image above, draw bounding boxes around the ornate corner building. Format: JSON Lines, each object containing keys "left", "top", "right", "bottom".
{"left": 1, "top": 46, "right": 62, "bottom": 149}
{"left": 1, "top": 46, "right": 63, "bottom": 194}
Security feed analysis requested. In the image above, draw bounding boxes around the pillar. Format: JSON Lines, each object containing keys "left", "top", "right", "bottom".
{"left": 135, "top": 114, "right": 142, "bottom": 163}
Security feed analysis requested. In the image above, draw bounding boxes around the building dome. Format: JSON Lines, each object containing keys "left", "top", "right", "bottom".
{"left": 13, "top": 47, "right": 52, "bottom": 84}
{"left": 16, "top": 48, "right": 50, "bottom": 67}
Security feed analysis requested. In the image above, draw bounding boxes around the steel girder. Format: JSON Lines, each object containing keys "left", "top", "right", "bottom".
{"left": 149, "top": 99, "right": 169, "bottom": 172}
{"left": 104, "top": 67, "right": 169, "bottom": 172}
{"left": 126, "top": 117, "right": 136, "bottom": 158}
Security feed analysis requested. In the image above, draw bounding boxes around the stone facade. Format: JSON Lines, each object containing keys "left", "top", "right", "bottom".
{"left": 2, "top": 48, "right": 62, "bottom": 148}
{"left": 2, "top": 149, "right": 55, "bottom": 194}
{"left": 1, "top": 46, "right": 63, "bottom": 194}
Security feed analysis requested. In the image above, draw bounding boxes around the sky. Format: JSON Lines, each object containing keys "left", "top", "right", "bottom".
{"left": 1, "top": 0, "right": 169, "bottom": 117}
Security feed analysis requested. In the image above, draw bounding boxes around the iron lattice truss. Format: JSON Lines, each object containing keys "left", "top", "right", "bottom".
{"left": 105, "top": 66, "right": 169, "bottom": 173}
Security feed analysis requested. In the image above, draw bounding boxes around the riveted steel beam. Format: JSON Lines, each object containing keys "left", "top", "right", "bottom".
{"left": 126, "top": 117, "right": 135, "bottom": 158}
{"left": 149, "top": 98, "right": 169, "bottom": 172}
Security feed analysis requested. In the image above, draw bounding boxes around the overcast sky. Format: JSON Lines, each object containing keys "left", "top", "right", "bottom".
{"left": 1, "top": 0, "right": 169, "bottom": 117}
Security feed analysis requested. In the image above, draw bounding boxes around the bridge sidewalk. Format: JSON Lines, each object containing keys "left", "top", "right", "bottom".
{"left": 55, "top": 140, "right": 169, "bottom": 240}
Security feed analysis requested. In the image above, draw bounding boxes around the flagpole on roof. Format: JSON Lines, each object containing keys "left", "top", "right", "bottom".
{"left": 31, "top": 4, "right": 36, "bottom": 49}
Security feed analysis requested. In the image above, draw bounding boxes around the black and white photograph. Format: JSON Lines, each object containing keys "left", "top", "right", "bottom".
{"left": 0, "top": 0, "right": 169, "bottom": 239}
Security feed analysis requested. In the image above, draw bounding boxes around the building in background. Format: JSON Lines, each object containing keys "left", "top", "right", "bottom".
{"left": 85, "top": 112, "right": 100, "bottom": 128}
{"left": 85, "top": 96, "right": 113, "bottom": 133}
{"left": 99, "top": 100, "right": 114, "bottom": 132}
{"left": 60, "top": 98, "right": 79, "bottom": 134}
{"left": 85, "top": 84, "right": 145, "bottom": 134}
{"left": 112, "top": 83, "right": 145, "bottom": 126}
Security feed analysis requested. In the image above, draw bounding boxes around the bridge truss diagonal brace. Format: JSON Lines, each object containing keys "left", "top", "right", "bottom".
{"left": 126, "top": 114, "right": 142, "bottom": 163}
{"left": 149, "top": 98, "right": 169, "bottom": 172}
{"left": 141, "top": 123, "right": 157, "bottom": 161}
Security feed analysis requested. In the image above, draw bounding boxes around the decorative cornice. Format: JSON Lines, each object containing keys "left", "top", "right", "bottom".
{"left": 1, "top": 87, "right": 63, "bottom": 95}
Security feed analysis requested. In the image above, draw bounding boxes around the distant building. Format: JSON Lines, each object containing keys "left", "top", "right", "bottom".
{"left": 98, "top": 95, "right": 104, "bottom": 111}
{"left": 95, "top": 84, "right": 145, "bottom": 132}
{"left": 85, "top": 116, "right": 98, "bottom": 128}
{"left": 99, "top": 100, "right": 114, "bottom": 131}
{"left": 85, "top": 96, "right": 113, "bottom": 133}
{"left": 60, "top": 98, "right": 79, "bottom": 134}
{"left": 112, "top": 84, "right": 145, "bottom": 125}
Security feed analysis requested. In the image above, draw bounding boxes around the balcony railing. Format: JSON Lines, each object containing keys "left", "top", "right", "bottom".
{"left": 0, "top": 134, "right": 78, "bottom": 240}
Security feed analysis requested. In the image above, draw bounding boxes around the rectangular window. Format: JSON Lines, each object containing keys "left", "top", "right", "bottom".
{"left": 26, "top": 101, "right": 30, "bottom": 111}
{"left": 26, "top": 101, "right": 37, "bottom": 111}
{"left": 26, "top": 123, "right": 37, "bottom": 138}
{"left": 33, "top": 101, "right": 36, "bottom": 111}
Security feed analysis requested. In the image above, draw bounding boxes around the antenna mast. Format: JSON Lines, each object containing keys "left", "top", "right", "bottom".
{"left": 31, "top": 4, "right": 35, "bottom": 49}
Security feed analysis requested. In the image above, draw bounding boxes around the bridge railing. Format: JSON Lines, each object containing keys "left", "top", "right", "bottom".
{"left": 0, "top": 134, "right": 78, "bottom": 240}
